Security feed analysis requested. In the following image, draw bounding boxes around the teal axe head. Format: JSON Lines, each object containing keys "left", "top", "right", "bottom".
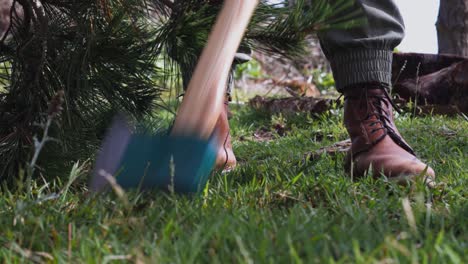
{"left": 90, "top": 116, "right": 218, "bottom": 194}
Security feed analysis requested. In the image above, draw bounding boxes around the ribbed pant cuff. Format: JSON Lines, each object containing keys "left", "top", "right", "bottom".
{"left": 330, "top": 49, "right": 393, "bottom": 92}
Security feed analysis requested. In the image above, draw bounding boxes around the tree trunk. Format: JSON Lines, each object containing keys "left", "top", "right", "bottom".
{"left": 437, "top": 0, "right": 468, "bottom": 56}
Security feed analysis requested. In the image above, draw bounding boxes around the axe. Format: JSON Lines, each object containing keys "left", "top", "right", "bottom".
{"left": 90, "top": 1, "right": 259, "bottom": 193}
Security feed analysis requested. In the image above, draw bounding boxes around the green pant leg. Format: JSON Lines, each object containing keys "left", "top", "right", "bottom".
{"left": 318, "top": 0, "right": 405, "bottom": 92}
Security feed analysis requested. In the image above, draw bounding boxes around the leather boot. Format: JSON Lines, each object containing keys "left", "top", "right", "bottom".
{"left": 343, "top": 84, "right": 435, "bottom": 186}
{"left": 214, "top": 98, "right": 237, "bottom": 171}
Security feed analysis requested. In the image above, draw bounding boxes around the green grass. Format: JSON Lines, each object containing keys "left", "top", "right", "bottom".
{"left": 0, "top": 106, "right": 467, "bottom": 263}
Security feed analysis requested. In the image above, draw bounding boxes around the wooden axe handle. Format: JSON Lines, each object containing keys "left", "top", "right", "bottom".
{"left": 171, "top": 0, "right": 259, "bottom": 138}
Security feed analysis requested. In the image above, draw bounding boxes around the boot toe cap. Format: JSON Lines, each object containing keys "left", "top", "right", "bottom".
{"left": 351, "top": 152, "right": 436, "bottom": 187}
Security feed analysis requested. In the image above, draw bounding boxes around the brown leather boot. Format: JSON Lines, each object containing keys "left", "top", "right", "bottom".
{"left": 214, "top": 98, "right": 237, "bottom": 171}
{"left": 343, "top": 84, "right": 435, "bottom": 186}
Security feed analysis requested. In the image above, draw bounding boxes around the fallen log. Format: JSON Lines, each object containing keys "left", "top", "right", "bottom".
{"left": 392, "top": 53, "right": 468, "bottom": 114}
{"left": 249, "top": 95, "right": 332, "bottom": 115}
{"left": 392, "top": 52, "right": 466, "bottom": 81}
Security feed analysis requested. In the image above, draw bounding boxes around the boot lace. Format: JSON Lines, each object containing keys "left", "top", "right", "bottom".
{"left": 363, "top": 88, "right": 400, "bottom": 135}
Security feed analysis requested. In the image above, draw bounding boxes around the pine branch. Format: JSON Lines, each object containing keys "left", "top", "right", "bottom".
{"left": 0, "top": 0, "right": 164, "bottom": 183}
